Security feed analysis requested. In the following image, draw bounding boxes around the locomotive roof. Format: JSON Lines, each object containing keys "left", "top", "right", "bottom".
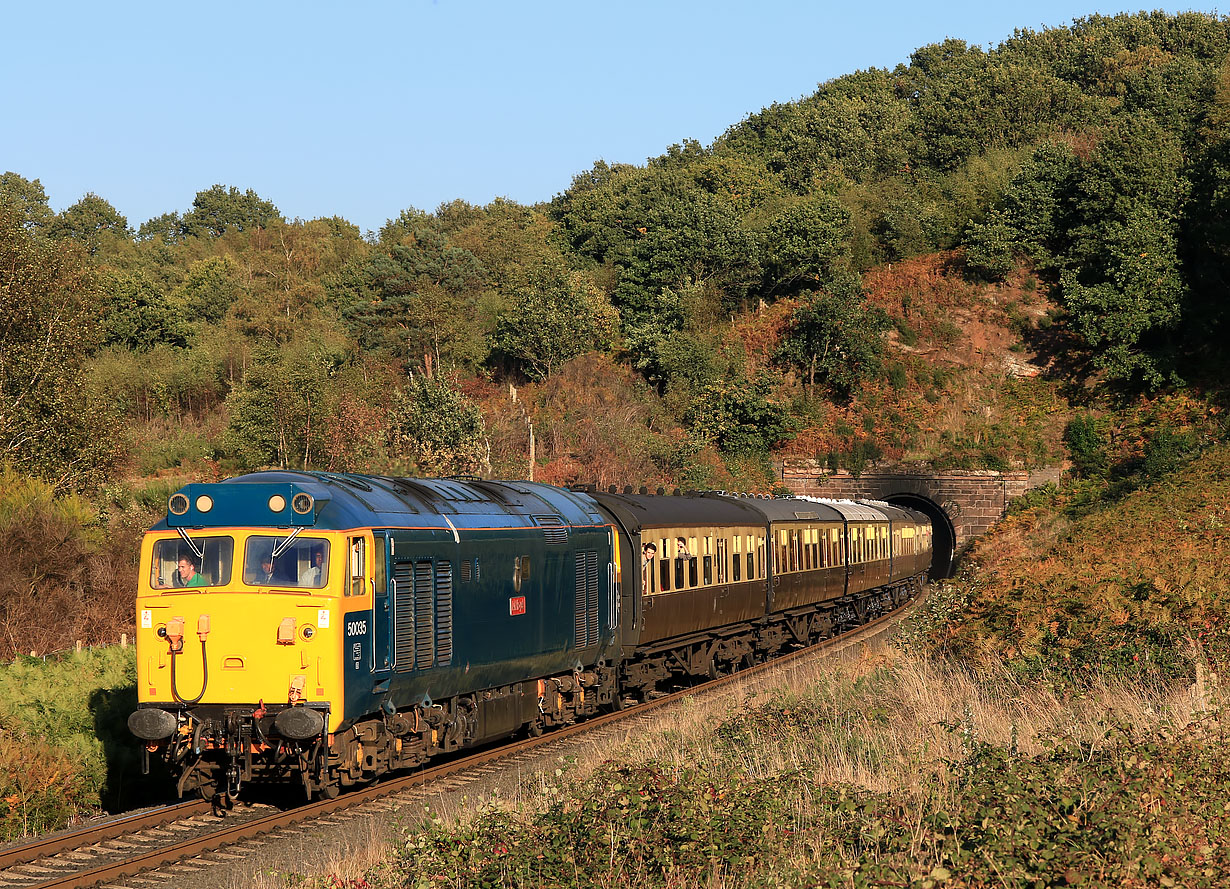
{"left": 153, "top": 471, "right": 608, "bottom": 532}
{"left": 586, "top": 490, "right": 765, "bottom": 534}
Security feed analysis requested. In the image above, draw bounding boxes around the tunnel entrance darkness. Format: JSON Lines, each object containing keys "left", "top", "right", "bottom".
{"left": 885, "top": 493, "right": 955, "bottom": 579}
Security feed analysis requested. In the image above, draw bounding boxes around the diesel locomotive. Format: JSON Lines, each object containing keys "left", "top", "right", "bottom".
{"left": 128, "top": 471, "right": 932, "bottom": 801}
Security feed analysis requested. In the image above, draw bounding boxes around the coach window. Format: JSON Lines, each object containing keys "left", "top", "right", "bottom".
{"left": 348, "top": 537, "right": 366, "bottom": 596}
{"left": 715, "top": 537, "right": 727, "bottom": 584}
{"left": 732, "top": 535, "right": 741, "bottom": 582}
{"left": 703, "top": 537, "right": 714, "bottom": 585}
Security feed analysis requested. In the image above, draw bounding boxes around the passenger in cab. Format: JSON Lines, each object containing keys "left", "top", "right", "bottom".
{"left": 299, "top": 546, "right": 326, "bottom": 586}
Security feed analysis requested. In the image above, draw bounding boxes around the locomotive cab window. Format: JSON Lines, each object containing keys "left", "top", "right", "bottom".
{"left": 243, "top": 536, "right": 329, "bottom": 588}
{"left": 151, "top": 537, "right": 233, "bottom": 589}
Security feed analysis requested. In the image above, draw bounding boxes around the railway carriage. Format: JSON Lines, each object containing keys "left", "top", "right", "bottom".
{"left": 130, "top": 472, "right": 931, "bottom": 801}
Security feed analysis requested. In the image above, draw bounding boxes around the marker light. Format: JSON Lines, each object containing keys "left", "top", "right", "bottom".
{"left": 195, "top": 495, "right": 214, "bottom": 513}
{"left": 268, "top": 494, "right": 286, "bottom": 512}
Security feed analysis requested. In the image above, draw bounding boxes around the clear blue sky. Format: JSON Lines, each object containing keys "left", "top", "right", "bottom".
{"left": 1, "top": 1, "right": 1212, "bottom": 235}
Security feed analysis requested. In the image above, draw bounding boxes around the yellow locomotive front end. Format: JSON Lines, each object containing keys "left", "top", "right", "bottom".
{"left": 128, "top": 483, "right": 352, "bottom": 800}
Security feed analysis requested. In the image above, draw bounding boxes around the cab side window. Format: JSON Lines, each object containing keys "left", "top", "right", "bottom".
{"left": 349, "top": 537, "right": 366, "bottom": 597}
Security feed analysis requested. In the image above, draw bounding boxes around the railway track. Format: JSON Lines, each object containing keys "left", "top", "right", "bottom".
{"left": 0, "top": 593, "right": 918, "bottom": 889}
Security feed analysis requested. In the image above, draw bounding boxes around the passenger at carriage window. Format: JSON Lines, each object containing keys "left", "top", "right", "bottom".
{"left": 675, "top": 537, "right": 691, "bottom": 558}
{"left": 641, "top": 542, "right": 657, "bottom": 567}
{"left": 299, "top": 546, "right": 326, "bottom": 587}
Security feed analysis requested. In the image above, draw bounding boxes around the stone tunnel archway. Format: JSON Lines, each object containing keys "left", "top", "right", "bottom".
{"left": 778, "top": 463, "right": 1061, "bottom": 579}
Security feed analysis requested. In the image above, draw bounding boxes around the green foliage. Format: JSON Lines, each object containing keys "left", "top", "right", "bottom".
{"left": 760, "top": 195, "right": 862, "bottom": 299}
{"left": 136, "top": 211, "right": 182, "bottom": 244}
{"left": 48, "top": 193, "right": 131, "bottom": 256}
{"left": 1063, "top": 413, "right": 1110, "bottom": 478}
{"left": 334, "top": 227, "right": 490, "bottom": 369}
{"left": 179, "top": 184, "right": 281, "bottom": 238}
{"left": 777, "top": 292, "right": 891, "bottom": 398}
{"left": 0, "top": 172, "right": 54, "bottom": 235}
{"left": 684, "top": 375, "right": 799, "bottom": 454}
{"left": 0, "top": 210, "right": 118, "bottom": 491}
{"left": 1140, "top": 425, "right": 1202, "bottom": 480}
{"left": 395, "top": 684, "right": 1230, "bottom": 889}
{"left": 550, "top": 151, "right": 767, "bottom": 379}
{"left": 101, "top": 269, "right": 189, "bottom": 351}
{"left": 223, "top": 338, "right": 349, "bottom": 470}
{"left": 171, "top": 255, "right": 245, "bottom": 326}
{"left": 0, "top": 645, "right": 157, "bottom": 836}
{"left": 490, "top": 264, "right": 617, "bottom": 380}
{"left": 390, "top": 374, "right": 489, "bottom": 476}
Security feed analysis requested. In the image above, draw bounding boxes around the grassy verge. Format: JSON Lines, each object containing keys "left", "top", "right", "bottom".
{"left": 0, "top": 645, "right": 162, "bottom": 840}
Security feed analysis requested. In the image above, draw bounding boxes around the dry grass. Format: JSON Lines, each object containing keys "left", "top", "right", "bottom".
{"left": 257, "top": 637, "right": 1212, "bottom": 887}
{"left": 592, "top": 645, "right": 1198, "bottom": 796}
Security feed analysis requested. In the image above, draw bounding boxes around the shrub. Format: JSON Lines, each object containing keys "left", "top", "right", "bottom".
{"left": 1063, "top": 414, "right": 1109, "bottom": 479}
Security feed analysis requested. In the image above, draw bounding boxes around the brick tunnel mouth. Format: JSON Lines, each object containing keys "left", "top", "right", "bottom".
{"left": 884, "top": 493, "right": 955, "bottom": 579}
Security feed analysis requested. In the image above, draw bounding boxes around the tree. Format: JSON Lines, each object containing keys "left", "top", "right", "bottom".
{"left": 761, "top": 196, "right": 862, "bottom": 300}
{"left": 390, "top": 373, "right": 489, "bottom": 476}
{"left": 171, "top": 255, "right": 245, "bottom": 326}
{"left": 137, "top": 212, "right": 183, "bottom": 244}
{"left": 335, "top": 227, "right": 490, "bottom": 368}
{"left": 0, "top": 172, "right": 54, "bottom": 235}
{"left": 180, "top": 184, "right": 281, "bottom": 238}
{"left": 48, "top": 193, "right": 131, "bottom": 255}
{"left": 683, "top": 373, "right": 799, "bottom": 454}
{"left": 102, "top": 270, "right": 189, "bottom": 351}
{"left": 778, "top": 292, "right": 891, "bottom": 399}
{"left": 224, "top": 339, "right": 347, "bottom": 470}
{"left": 1057, "top": 115, "right": 1188, "bottom": 388}
{"left": 490, "top": 265, "right": 617, "bottom": 380}
{"left": 0, "top": 210, "right": 117, "bottom": 490}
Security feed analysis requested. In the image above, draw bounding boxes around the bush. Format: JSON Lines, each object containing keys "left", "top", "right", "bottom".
{"left": 0, "top": 645, "right": 158, "bottom": 835}
{"left": 0, "top": 466, "right": 139, "bottom": 658}
{"left": 1063, "top": 414, "right": 1109, "bottom": 479}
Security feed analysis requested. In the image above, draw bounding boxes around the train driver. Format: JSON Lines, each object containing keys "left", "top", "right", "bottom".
{"left": 168, "top": 554, "right": 206, "bottom": 588}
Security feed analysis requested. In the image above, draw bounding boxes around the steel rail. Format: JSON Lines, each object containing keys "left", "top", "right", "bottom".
{"left": 0, "top": 800, "right": 210, "bottom": 870}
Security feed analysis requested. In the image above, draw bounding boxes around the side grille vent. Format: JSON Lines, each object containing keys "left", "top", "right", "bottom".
{"left": 574, "top": 550, "right": 599, "bottom": 648}
{"left": 392, "top": 559, "right": 455, "bottom": 671}
{"left": 414, "top": 561, "right": 434, "bottom": 670}
{"left": 392, "top": 563, "right": 414, "bottom": 669}
{"left": 435, "top": 561, "right": 453, "bottom": 666}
